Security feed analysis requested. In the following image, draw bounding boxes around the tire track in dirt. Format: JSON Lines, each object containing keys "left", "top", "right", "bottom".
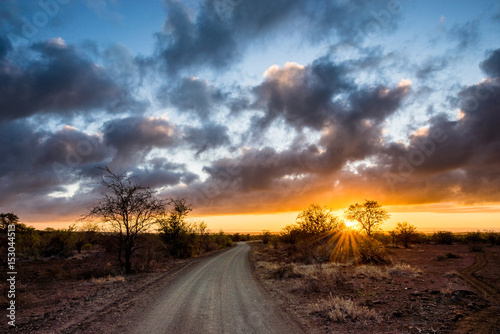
{"left": 457, "top": 253, "right": 499, "bottom": 303}
{"left": 453, "top": 253, "right": 500, "bottom": 334}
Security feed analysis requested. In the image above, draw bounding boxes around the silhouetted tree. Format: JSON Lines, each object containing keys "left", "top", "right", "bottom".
{"left": 345, "top": 200, "right": 390, "bottom": 237}
{"left": 83, "top": 167, "right": 166, "bottom": 274}
{"left": 158, "top": 198, "right": 195, "bottom": 258}
{"left": 295, "top": 204, "right": 344, "bottom": 235}
{"left": 0, "top": 213, "right": 19, "bottom": 232}
{"left": 394, "top": 221, "right": 417, "bottom": 248}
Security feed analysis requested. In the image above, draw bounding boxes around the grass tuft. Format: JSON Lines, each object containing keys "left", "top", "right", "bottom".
{"left": 312, "top": 294, "right": 381, "bottom": 323}
{"left": 354, "top": 265, "right": 388, "bottom": 280}
{"left": 387, "top": 263, "right": 422, "bottom": 277}
{"left": 91, "top": 274, "right": 125, "bottom": 284}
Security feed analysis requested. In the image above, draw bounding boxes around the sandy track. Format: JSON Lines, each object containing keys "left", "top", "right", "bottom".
{"left": 131, "top": 242, "right": 303, "bottom": 334}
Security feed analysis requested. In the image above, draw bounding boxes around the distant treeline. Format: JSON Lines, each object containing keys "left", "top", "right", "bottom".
{"left": 0, "top": 212, "right": 258, "bottom": 274}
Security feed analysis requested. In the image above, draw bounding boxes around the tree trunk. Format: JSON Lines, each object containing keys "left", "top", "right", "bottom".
{"left": 125, "top": 247, "right": 132, "bottom": 274}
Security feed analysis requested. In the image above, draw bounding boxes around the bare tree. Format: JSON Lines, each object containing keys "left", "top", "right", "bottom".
{"left": 394, "top": 221, "right": 417, "bottom": 248}
{"left": 345, "top": 200, "right": 390, "bottom": 237}
{"left": 83, "top": 167, "right": 166, "bottom": 274}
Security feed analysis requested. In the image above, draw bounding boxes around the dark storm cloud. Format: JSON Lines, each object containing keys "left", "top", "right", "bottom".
{"left": 37, "top": 125, "right": 110, "bottom": 168}
{"left": 251, "top": 59, "right": 353, "bottom": 131}
{"left": 0, "top": 120, "right": 108, "bottom": 205}
{"left": 184, "top": 122, "right": 231, "bottom": 155}
{"left": 157, "top": 0, "right": 398, "bottom": 75}
{"left": 0, "top": 118, "right": 199, "bottom": 212}
{"left": 102, "top": 114, "right": 233, "bottom": 163}
{"left": 480, "top": 48, "right": 500, "bottom": 78}
{"left": 0, "top": 39, "right": 143, "bottom": 121}
{"left": 0, "top": 36, "right": 13, "bottom": 58}
{"left": 380, "top": 73, "right": 500, "bottom": 202}
{"left": 161, "top": 76, "right": 225, "bottom": 120}
{"left": 157, "top": 0, "right": 237, "bottom": 74}
{"left": 102, "top": 116, "right": 180, "bottom": 167}
{"left": 186, "top": 146, "right": 322, "bottom": 211}
{"left": 251, "top": 57, "right": 410, "bottom": 134}
{"left": 130, "top": 157, "right": 199, "bottom": 189}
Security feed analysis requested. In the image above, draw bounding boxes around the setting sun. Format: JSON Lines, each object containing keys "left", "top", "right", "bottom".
{"left": 344, "top": 220, "right": 358, "bottom": 228}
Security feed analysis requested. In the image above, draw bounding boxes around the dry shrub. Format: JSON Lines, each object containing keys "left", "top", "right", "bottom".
{"left": 292, "top": 264, "right": 347, "bottom": 294}
{"left": 291, "top": 263, "right": 317, "bottom": 278}
{"left": 271, "top": 263, "right": 297, "bottom": 279}
{"left": 256, "top": 261, "right": 278, "bottom": 272}
{"left": 91, "top": 274, "right": 125, "bottom": 285}
{"left": 78, "top": 255, "right": 115, "bottom": 279}
{"left": 354, "top": 265, "right": 388, "bottom": 280}
{"left": 133, "top": 233, "right": 166, "bottom": 272}
{"left": 387, "top": 263, "right": 422, "bottom": 277}
{"left": 257, "top": 261, "right": 304, "bottom": 280}
{"left": 357, "top": 239, "right": 389, "bottom": 264}
{"left": 312, "top": 294, "right": 380, "bottom": 323}
{"left": 469, "top": 244, "right": 484, "bottom": 252}
{"left": 293, "top": 240, "right": 331, "bottom": 264}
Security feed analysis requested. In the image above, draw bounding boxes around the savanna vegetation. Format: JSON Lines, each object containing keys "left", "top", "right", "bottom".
{"left": 250, "top": 201, "right": 500, "bottom": 331}
{"left": 0, "top": 168, "right": 242, "bottom": 280}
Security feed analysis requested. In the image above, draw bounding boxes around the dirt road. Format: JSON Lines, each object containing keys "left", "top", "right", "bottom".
{"left": 132, "top": 242, "right": 303, "bottom": 334}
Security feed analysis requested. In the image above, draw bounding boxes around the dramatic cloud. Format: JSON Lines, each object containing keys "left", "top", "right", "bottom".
{"left": 0, "top": 39, "right": 143, "bottom": 121}
{"left": 169, "top": 49, "right": 500, "bottom": 213}
{"left": 163, "top": 76, "right": 225, "bottom": 120}
{"left": 103, "top": 116, "right": 180, "bottom": 167}
{"left": 0, "top": 120, "right": 108, "bottom": 206}
{"left": 251, "top": 58, "right": 411, "bottom": 154}
{"left": 156, "top": 0, "right": 397, "bottom": 75}
{"left": 0, "top": 36, "right": 12, "bottom": 58}
{"left": 480, "top": 49, "right": 500, "bottom": 78}
{"left": 130, "top": 157, "right": 199, "bottom": 189}
{"left": 183, "top": 122, "right": 232, "bottom": 155}
{"left": 379, "top": 53, "right": 500, "bottom": 203}
{"left": 251, "top": 60, "right": 353, "bottom": 131}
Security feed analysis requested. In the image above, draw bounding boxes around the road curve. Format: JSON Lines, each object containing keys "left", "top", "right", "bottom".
{"left": 132, "top": 242, "right": 303, "bottom": 334}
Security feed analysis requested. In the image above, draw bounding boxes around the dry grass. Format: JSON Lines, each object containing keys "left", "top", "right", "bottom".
{"left": 256, "top": 261, "right": 298, "bottom": 279}
{"left": 387, "top": 263, "right": 422, "bottom": 277}
{"left": 288, "top": 264, "right": 346, "bottom": 294}
{"left": 354, "top": 265, "right": 388, "bottom": 280}
{"left": 90, "top": 274, "right": 125, "bottom": 285}
{"left": 311, "top": 293, "right": 381, "bottom": 323}
{"left": 256, "top": 261, "right": 279, "bottom": 272}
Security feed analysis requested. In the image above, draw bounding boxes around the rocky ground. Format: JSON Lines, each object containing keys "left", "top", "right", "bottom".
{"left": 1, "top": 242, "right": 498, "bottom": 333}
{"left": 249, "top": 242, "right": 500, "bottom": 334}
{"left": 0, "top": 249, "right": 219, "bottom": 333}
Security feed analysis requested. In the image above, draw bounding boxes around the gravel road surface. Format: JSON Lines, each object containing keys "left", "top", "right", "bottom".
{"left": 132, "top": 242, "right": 303, "bottom": 334}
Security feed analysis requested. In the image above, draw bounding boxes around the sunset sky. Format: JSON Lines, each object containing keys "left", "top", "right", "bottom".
{"left": 1, "top": 0, "right": 499, "bottom": 232}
